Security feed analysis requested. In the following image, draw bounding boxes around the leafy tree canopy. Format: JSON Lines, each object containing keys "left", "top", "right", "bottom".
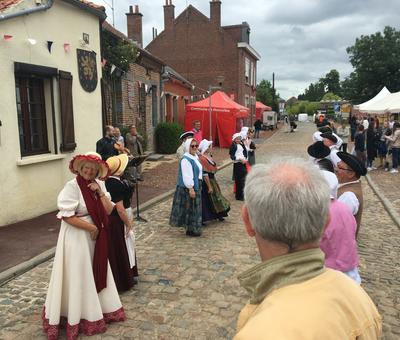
{"left": 256, "top": 79, "right": 280, "bottom": 111}
{"left": 322, "top": 92, "right": 342, "bottom": 101}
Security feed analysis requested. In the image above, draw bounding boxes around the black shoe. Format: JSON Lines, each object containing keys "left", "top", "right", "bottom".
{"left": 137, "top": 178, "right": 144, "bottom": 181}
{"left": 218, "top": 217, "right": 225, "bottom": 222}
{"left": 236, "top": 197, "right": 244, "bottom": 201}
{"left": 186, "top": 230, "right": 201, "bottom": 237}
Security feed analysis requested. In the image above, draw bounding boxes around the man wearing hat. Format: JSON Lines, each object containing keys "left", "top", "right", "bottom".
{"left": 176, "top": 131, "right": 195, "bottom": 159}
{"left": 321, "top": 132, "right": 341, "bottom": 166}
{"left": 307, "top": 141, "right": 335, "bottom": 172}
{"left": 335, "top": 152, "right": 367, "bottom": 238}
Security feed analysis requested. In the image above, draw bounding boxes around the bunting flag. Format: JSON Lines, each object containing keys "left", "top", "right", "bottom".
{"left": 4, "top": 35, "right": 13, "bottom": 41}
{"left": 144, "top": 84, "right": 149, "bottom": 92}
{"left": 47, "top": 41, "right": 53, "bottom": 53}
{"left": 27, "top": 38, "right": 37, "bottom": 45}
{"left": 161, "top": 91, "right": 165, "bottom": 98}
{"left": 101, "top": 58, "right": 107, "bottom": 67}
{"left": 110, "top": 64, "right": 116, "bottom": 74}
{"left": 63, "top": 43, "right": 71, "bottom": 53}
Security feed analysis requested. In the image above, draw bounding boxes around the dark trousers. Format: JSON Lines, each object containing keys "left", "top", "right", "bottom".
{"left": 340, "top": 143, "right": 348, "bottom": 153}
{"left": 393, "top": 148, "right": 400, "bottom": 169}
{"left": 234, "top": 162, "right": 247, "bottom": 200}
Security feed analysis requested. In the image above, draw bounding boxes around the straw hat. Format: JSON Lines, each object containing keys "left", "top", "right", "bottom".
{"left": 106, "top": 154, "right": 129, "bottom": 177}
{"left": 69, "top": 152, "right": 110, "bottom": 180}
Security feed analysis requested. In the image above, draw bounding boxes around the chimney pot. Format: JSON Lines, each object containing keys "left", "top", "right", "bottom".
{"left": 164, "top": 1, "right": 175, "bottom": 31}
{"left": 210, "top": 0, "right": 221, "bottom": 27}
{"left": 126, "top": 5, "right": 143, "bottom": 47}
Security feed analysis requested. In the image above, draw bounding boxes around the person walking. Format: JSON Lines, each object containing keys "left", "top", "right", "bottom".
{"left": 229, "top": 133, "right": 248, "bottom": 201}
{"left": 105, "top": 154, "right": 138, "bottom": 292}
{"left": 354, "top": 125, "right": 366, "bottom": 166}
{"left": 253, "top": 119, "right": 262, "bottom": 138}
{"left": 350, "top": 115, "right": 357, "bottom": 142}
{"left": 125, "top": 125, "right": 144, "bottom": 181}
{"left": 169, "top": 138, "right": 203, "bottom": 237}
{"left": 43, "top": 152, "right": 125, "bottom": 340}
{"left": 366, "top": 118, "right": 379, "bottom": 171}
{"left": 235, "top": 159, "right": 381, "bottom": 339}
{"left": 385, "top": 121, "right": 400, "bottom": 173}
{"left": 246, "top": 128, "right": 257, "bottom": 166}
{"left": 198, "top": 139, "right": 230, "bottom": 223}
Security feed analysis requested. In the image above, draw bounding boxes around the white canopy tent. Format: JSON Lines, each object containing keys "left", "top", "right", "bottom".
{"left": 361, "top": 90, "right": 400, "bottom": 114}
{"left": 354, "top": 87, "right": 391, "bottom": 111}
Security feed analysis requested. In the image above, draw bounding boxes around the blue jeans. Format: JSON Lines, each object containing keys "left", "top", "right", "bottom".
{"left": 392, "top": 148, "right": 400, "bottom": 169}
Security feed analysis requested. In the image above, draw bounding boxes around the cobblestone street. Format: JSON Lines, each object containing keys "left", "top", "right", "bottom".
{"left": 0, "top": 123, "right": 399, "bottom": 339}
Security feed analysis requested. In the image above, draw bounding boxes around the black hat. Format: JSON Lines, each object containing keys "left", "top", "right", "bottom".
{"left": 179, "top": 131, "right": 194, "bottom": 140}
{"left": 337, "top": 152, "right": 367, "bottom": 177}
{"left": 307, "top": 141, "right": 331, "bottom": 159}
{"left": 318, "top": 126, "right": 332, "bottom": 133}
{"left": 320, "top": 132, "right": 337, "bottom": 143}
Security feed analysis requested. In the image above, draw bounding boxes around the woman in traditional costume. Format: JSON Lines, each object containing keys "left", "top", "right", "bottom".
{"left": 169, "top": 138, "right": 203, "bottom": 237}
{"left": 42, "top": 152, "right": 125, "bottom": 340}
{"left": 198, "top": 139, "right": 230, "bottom": 223}
{"left": 229, "top": 133, "right": 248, "bottom": 201}
{"left": 105, "top": 154, "right": 138, "bottom": 292}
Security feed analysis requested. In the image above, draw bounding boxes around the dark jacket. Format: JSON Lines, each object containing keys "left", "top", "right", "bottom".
{"left": 229, "top": 142, "right": 248, "bottom": 161}
{"left": 354, "top": 132, "right": 365, "bottom": 152}
{"left": 96, "top": 136, "right": 118, "bottom": 161}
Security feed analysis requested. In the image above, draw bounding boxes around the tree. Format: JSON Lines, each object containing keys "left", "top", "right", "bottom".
{"left": 256, "top": 79, "right": 279, "bottom": 111}
{"left": 321, "top": 69, "right": 341, "bottom": 95}
{"left": 343, "top": 26, "right": 400, "bottom": 103}
{"left": 298, "top": 81, "right": 325, "bottom": 101}
{"left": 322, "top": 92, "right": 341, "bottom": 101}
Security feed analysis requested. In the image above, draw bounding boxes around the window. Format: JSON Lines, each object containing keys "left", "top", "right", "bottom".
{"left": 245, "top": 95, "right": 250, "bottom": 108}
{"left": 173, "top": 96, "right": 178, "bottom": 122}
{"left": 14, "top": 62, "right": 76, "bottom": 156}
{"left": 16, "top": 77, "right": 49, "bottom": 156}
{"left": 245, "top": 57, "right": 250, "bottom": 84}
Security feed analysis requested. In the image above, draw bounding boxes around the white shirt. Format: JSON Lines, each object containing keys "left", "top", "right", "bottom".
{"left": 363, "top": 119, "right": 369, "bottom": 130}
{"left": 328, "top": 146, "right": 341, "bottom": 166}
{"left": 234, "top": 143, "right": 247, "bottom": 162}
{"left": 181, "top": 154, "right": 203, "bottom": 188}
{"left": 337, "top": 180, "right": 361, "bottom": 215}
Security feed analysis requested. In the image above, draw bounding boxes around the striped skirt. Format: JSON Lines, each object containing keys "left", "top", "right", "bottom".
{"left": 169, "top": 186, "right": 202, "bottom": 234}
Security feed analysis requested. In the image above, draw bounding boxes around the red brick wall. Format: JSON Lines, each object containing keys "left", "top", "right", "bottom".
{"left": 147, "top": 6, "right": 253, "bottom": 106}
{"left": 164, "top": 80, "right": 191, "bottom": 125}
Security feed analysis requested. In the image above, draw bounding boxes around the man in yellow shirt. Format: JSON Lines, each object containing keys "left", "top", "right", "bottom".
{"left": 235, "top": 159, "right": 381, "bottom": 340}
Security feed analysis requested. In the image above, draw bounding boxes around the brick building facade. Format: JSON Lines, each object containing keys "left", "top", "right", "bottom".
{"left": 102, "top": 18, "right": 164, "bottom": 151}
{"left": 146, "top": 0, "right": 261, "bottom": 123}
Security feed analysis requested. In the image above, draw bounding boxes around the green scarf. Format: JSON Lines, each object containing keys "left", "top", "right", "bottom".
{"left": 238, "top": 248, "right": 326, "bottom": 304}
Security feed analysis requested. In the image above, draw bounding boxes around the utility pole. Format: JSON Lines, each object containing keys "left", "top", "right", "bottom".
{"left": 272, "top": 72, "right": 275, "bottom": 111}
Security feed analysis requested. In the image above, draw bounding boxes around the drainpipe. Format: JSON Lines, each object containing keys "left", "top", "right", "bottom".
{"left": 0, "top": 0, "right": 54, "bottom": 21}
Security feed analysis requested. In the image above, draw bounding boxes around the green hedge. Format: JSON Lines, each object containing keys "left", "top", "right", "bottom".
{"left": 155, "top": 123, "right": 184, "bottom": 154}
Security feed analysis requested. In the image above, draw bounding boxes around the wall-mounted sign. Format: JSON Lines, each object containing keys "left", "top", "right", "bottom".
{"left": 83, "top": 33, "right": 89, "bottom": 45}
{"left": 77, "top": 49, "right": 98, "bottom": 92}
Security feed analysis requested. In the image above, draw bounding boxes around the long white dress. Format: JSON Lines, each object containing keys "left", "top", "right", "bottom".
{"left": 42, "top": 178, "right": 125, "bottom": 340}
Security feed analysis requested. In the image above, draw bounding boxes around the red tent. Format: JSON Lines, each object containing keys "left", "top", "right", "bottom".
{"left": 185, "top": 91, "right": 249, "bottom": 148}
{"left": 256, "top": 101, "right": 272, "bottom": 120}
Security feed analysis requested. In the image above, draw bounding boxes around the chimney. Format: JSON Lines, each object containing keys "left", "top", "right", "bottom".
{"left": 126, "top": 5, "right": 143, "bottom": 47}
{"left": 210, "top": 0, "right": 221, "bottom": 27}
{"left": 164, "top": 0, "right": 175, "bottom": 31}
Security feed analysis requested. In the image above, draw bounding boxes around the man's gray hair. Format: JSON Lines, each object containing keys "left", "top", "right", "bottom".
{"left": 244, "top": 158, "right": 330, "bottom": 248}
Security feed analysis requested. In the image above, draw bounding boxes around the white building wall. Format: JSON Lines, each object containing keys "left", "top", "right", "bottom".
{"left": 0, "top": 1, "right": 104, "bottom": 226}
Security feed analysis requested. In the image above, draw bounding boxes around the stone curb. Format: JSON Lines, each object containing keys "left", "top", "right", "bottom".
{"left": 365, "top": 174, "right": 400, "bottom": 229}
{"left": 0, "top": 158, "right": 234, "bottom": 286}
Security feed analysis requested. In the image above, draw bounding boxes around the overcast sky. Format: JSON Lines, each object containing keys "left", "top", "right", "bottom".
{"left": 93, "top": 0, "right": 400, "bottom": 99}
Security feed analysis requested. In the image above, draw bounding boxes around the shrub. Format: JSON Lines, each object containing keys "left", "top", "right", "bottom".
{"left": 155, "top": 123, "right": 184, "bottom": 154}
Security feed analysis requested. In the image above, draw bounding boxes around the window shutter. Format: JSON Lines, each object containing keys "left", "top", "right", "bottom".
{"left": 59, "top": 71, "right": 76, "bottom": 152}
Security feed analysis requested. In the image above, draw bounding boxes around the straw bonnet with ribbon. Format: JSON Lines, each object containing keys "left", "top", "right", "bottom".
{"left": 106, "top": 154, "right": 129, "bottom": 177}
{"left": 69, "top": 152, "right": 110, "bottom": 180}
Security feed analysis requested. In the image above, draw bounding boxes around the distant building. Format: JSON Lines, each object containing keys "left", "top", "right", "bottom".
{"left": 146, "top": 0, "right": 260, "bottom": 122}
{"left": 0, "top": 0, "right": 106, "bottom": 225}
{"left": 286, "top": 96, "right": 298, "bottom": 107}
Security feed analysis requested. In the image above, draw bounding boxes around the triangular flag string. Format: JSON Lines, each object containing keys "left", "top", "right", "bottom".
{"left": 63, "top": 43, "right": 71, "bottom": 53}
{"left": 4, "top": 35, "right": 13, "bottom": 41}
{"left": 27, "top": 38, "right": 37, "bottom": 45}
{"left": 47, "top": 41, "right": 53, "bottom": 53}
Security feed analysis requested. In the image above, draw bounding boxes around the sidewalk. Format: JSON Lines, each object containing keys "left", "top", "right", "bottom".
{"left": 0, "top": 129, "right": 277, "bottom": 274}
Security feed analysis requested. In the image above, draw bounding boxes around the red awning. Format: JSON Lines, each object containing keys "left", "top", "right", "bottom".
{"left": 255, "top": 101, "right": 272, "bottom": 120}
{"left": 185, "top": 91, "right": 249, "bottom": 148}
